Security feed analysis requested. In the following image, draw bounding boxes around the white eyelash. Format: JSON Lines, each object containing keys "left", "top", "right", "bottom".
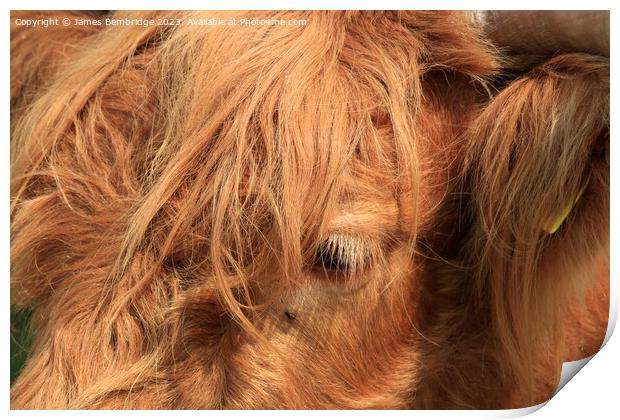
{"left": 320, "top": 234, "right": 377, "bottom": 274}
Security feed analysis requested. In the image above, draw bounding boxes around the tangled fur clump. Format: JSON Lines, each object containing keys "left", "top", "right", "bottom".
{"left": 10, "top": 10, "right": 609, "bottom": 409}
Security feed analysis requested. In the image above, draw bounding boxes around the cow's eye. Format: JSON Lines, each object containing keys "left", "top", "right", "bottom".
{"left": 314, "top": 242, "right": 352, "bottom": 273}
{"left": 312, "top": 234, "right": 373, "bottom": 275}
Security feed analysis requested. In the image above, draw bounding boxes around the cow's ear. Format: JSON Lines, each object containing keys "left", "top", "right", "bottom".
{"left": 10, "top": 11, "right": 107, "bottom": 114}
{"left": 463, "top": 53, "right": 609, "bottom": 404}
{"left": 468, "top": 53, "right": 609, "bottom": 254}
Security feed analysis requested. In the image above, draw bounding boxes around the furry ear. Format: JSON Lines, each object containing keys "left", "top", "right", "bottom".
{"left": 465, "top": 53, "right": 609, "bottom": 405}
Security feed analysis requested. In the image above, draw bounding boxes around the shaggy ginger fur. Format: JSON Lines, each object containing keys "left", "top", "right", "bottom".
{"left": 10, "top": 10, "right": 609, "bottom": 409}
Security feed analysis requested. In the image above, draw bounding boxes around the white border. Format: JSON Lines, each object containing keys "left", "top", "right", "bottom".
{"left": 3, "top": 1, "right": 617, "bottom": 418}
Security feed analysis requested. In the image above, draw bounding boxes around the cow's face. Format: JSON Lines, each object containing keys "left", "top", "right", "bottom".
{"left": 162, "top": 11, "right": 500, "bottom": 409}
{"left": 10, "top": 10, "right": 609, "bottom": 410}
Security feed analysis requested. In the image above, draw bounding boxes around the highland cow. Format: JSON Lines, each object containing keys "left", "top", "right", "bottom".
{"left": 10, "top": 10, "right": 609, "bottom": 409}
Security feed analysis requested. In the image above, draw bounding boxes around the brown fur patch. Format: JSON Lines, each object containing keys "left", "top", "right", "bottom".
{"left": 10, "top": 11, "right": 609, "bottom": 409}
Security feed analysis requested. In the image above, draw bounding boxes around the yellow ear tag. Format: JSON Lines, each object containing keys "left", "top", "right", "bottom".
{"left": 543, "top": 177, "right": 590, "bottom": 234}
